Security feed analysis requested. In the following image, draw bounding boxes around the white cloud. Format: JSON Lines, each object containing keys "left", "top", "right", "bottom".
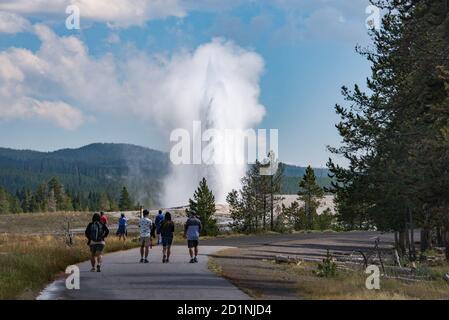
{"left": 0, "top": 11, "right": 30, "bottom": 33}
{"left": 0, "top": 23, "right": 265, "bottom": 133}
{"left": 269, "top": 0, "right": 371, "bottom": 44}
{"left": 0, "top": 0, "right": 185, "bottom": 28}
{"left": 0, "top": 0, "right": 246, "bottom": 29}
{"left": 2, "top": 98, "right": 84, "bottom": 130}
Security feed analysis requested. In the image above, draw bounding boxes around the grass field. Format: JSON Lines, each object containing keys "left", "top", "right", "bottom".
{"left": 0, "top": 212, "right": 119, "bottom": 235}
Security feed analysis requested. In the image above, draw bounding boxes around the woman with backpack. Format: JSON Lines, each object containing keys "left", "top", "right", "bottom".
{"left": 85, "top": 213, "right": 110, "bottom": 272}
{"left": 160, "top": 212, "right": 175, "bottom": 263}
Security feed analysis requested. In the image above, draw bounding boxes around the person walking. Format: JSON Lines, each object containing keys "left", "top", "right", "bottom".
{"left": 184, "top": 210, "right": 202, "bottom": 263}
{"left": 85, "top": 213, "right": 109, "bottom": 272}
{"left": 155, "top": 210, "right": 164, "bottom": 245}
{"left": 138, "top": 209, "right": 155, "bottom": 263}
{"left": 116, "top": 213, "right": 128, "bottom": 241}
{"left": 160, "top": 212, "right": 175, "bottom": 263}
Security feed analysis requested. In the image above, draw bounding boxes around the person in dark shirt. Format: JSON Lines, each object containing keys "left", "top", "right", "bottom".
{"left": 85, "top": 213, "right": 110, "bottom": 272}
{"left": 160, "top": 212, "right": 175, "bottom": 263}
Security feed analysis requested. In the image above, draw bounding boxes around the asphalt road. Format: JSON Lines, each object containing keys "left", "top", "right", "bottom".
{"left": 37, "top": 231, "right": 400, "bottom": 300}
{"left": 37, "top": 245, "right": 250, "bottom": 300}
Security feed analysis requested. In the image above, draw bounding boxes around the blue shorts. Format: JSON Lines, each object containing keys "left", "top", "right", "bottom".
{"left": 162, "top": 236, "right": 173, "bottom": 247}
{"left": 116, "top": 225, "right": 127, "bottom": 236}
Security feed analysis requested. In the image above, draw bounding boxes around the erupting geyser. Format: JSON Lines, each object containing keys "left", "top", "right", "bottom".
{"left": 158, "top": 39, "right": 266, "bottom": 206}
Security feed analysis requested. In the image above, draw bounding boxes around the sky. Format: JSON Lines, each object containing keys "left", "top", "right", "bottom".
{"left": 0, "top": 0, "right": 375, "bottom": 168}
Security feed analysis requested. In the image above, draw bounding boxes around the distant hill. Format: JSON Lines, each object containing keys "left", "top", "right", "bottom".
{"left": 0, "top": 143, "right": 169, "bottom": 206}
{"left": 0, "top": 144, "right": 333, "bottom": 204}
{"left": 280, "top": 164, "right": 333, "bottom": 194}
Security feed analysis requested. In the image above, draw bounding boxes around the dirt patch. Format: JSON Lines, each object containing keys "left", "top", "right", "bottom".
{"left": 210, "top": 248, "right": 301, "bottom": 300}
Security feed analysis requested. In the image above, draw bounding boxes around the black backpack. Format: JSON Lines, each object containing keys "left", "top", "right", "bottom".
{"left": 90, "top": 221, "right": 104, "bottom": 242}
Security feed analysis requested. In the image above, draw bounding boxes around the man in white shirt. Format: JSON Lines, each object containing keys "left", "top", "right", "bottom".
{"left": 139, "top": 209, "right": 154, "bottom": 263}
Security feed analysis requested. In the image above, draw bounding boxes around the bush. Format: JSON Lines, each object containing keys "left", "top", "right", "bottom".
{"left": 314, "top": 250, "right": 337, "bottom": 277}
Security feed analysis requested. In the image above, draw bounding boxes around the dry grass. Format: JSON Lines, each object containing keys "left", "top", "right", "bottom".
{"left": 0, "top": 233, "right": 139, "bottom": 299}
{"left": 283, "top": 261, "right": 449, "bottom": 300}
{"left": 0, "top": 212, "right": 119, "bottom": 235}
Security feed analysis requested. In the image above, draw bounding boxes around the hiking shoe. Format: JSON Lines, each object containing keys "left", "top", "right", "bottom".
{"left": 140, "top": 258, "right": 144, "bottom": 263}
{"left": 194, "top": 257, "right": 198, "bottom": 263}
{"left": 144, "top": 259, "right": 149, "bottom": 263}
{"left": 189, "top": 258, "right": 195, "bottom": 263}
{"left": 90, "top": 268, "right": 96, "bottom": 272}
{"left": 96, "top": 265, "right": 101, "bottom": 272}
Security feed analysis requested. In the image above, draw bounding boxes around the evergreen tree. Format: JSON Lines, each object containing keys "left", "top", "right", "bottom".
{"left": 227, "top": 162, "right": 284, "bottom": 232}
{"left": 0, "top": 188, "right": 11, "bottom": 214}
{"left": 189, "top": 177, "right": 218, "bottom": 236}
{"left": 119, "top": 187, "right": 133, "bottom": 211}
{"left": 327, "top": 0, "right": 449, "bottom": 259}
{"left": 99, "top": 192, "right": 111, "bottom": 211}
{"left": 298, "top": 166, "right": 324, "bottom": 229}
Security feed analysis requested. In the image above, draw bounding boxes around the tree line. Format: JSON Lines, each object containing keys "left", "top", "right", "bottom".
{"left": 327, "top": 0, "right": 449, "bottom": 260}
{"left": 225, "top": 163, "right": 334, "bottom": 233}
{"left": 0, "top": 177, "right": 137, "bottom": 214}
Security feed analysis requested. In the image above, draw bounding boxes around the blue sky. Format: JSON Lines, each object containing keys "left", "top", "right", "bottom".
{"left": 0, "top": 0, "right": 373, "bottom": 167}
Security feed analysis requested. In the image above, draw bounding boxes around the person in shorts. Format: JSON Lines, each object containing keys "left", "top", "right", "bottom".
{"left": 116, "top": 213, "right": 128, "bottom": 241}
{"left": 138, "top": 209, "right": 155, "bottom": 263}
{"left": 184, "top": 210, "right": 202, "bottom": 263}
{"left": 85, "top": 213, "right": 109, "bottom": 272}
{"left": 160, "top": 212, "right": 174, "bottom": 263}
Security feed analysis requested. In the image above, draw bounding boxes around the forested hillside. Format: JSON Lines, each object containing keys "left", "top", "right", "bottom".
{"left": 0, "top": 143, "right": 169, "bottom": 208}
{"left": 0, "top": 143, "right": 333, "bottom": 213}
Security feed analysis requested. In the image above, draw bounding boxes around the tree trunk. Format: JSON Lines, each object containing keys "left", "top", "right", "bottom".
{"left": 445, "top": 229, "right": 449, "bottom": 261}
{"left": 270, "top": 176, "right": 274, "bottom": 231}
{"left": 263, "top": 195, "right": 266, "bottom": 230}
{"left": 420, "top": 227, "right": 432, "bottom": 253}
{"left": 436, "top": 227, "right": 443, "bottom": 247}
{"left": 409, "top": 208, "right": 416, "bottom": 261}
{"left": 394, "top": 231, "right": 399, "bottom": 251}
{"left": 404, "top": 211, "right": 410, "bottom": 258}
{"left": 398, "top": 230, "right": 406, "bottom": 257}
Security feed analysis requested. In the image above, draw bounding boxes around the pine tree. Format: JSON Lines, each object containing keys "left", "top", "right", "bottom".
{"left": 298, "top": 166, "right": 324, "bottom": 230}
{"left": 119, "top": 187, "right": 133, "bottom": 211}
{"left": 189, "top": 177, "right": 218, "bottom": 236}
{"left": 0, "top": 188, "right": 10, "bottom": 214}
{"left": 328, "top": 0, "right": 449, "bottom": 259}
{"left": 99, "top": 192, "right": 111, "bottom": 211}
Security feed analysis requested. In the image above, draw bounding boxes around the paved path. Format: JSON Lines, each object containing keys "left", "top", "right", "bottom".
{"left": 37, "top": 245, "right": 250, "bottom": 300}
{"left": 37, "top": 231, "right": 405, "bottom": 300}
